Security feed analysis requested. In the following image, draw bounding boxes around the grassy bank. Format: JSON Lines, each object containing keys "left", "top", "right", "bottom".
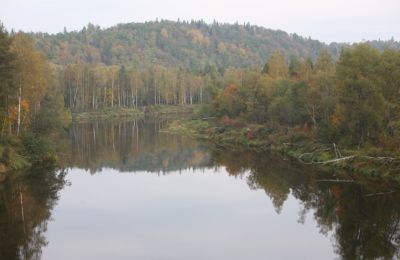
{"left": 72, "top": 105, "right": 201, "bottom": 122}
{"left": 168, "top": 119, "right": 400, "bottom": 181}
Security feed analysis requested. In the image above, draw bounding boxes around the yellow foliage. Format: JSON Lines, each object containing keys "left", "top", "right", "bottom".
{"left": 161, "top": 28, "right": 168, "bottom": 38}
{"left": 9, "top": 99, "right": 31, "bottom": 124}
{"left": 21, "top": 99, "right": 30, "bottom": 114}
{"left": 267, "top": 51, "right": 289, "bottom": 79}
{"left": 186, "top": 29, "right": 210, "bottom": 47}
{"left": 218, "top": 42, "right": 226, "bottom": 52}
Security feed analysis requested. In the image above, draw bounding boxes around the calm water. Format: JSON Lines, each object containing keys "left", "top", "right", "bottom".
{"left": 1, "top": 119, "right": 400, "bottom": 260}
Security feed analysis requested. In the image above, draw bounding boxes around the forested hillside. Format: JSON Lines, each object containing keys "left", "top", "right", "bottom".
{"left": 33, "top": 20, "right": 332, "bottom": 69}
{"left": 32, "top": 20, "right": 400, "bottom": 69}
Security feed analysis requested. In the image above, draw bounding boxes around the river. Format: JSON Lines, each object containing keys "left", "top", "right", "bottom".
{"left": 1, "top": 119, "right": 399, "bottom": 259}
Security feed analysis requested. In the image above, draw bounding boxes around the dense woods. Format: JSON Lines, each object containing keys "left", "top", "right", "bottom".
{"left": 207, "top": 44, "right": 400, "bottom": 150}
{"left": 0, "top": 24, "right": 70, "bottom": 171}
{"left": 0, "top": 25, "right": 70, "bottom": 137}
{"left": 32, "top": 20, "right": 400, "bottom": 69}
{"left": 33, "top": 20, "right": 333, "bottom": 68}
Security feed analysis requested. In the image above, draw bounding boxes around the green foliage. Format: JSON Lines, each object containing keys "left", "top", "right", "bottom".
{"left": 197, "top": 104, "right": 215, "bottom": 118}
{"left": 22, "top": 135, "right": 56, "bottom": 164}
{"left": 208, "top": 43, "right": 400, "bottom": 150}
{"left": 33, "top": 20, "right": 336, "bottom": 69}
{"left": 334, "top": 44, "right": 386, "bottom": 145}
{"left": 33, "top": 21, "right": 400, "bottom": 71}
{"left": 268, "top": 81, "right": 309, "bottom": 125}
{"left": 32, "top": 92, "right": 71, "bottom": 135}
{"left": 0, "top": 23, "right": 16, "bottom": 127}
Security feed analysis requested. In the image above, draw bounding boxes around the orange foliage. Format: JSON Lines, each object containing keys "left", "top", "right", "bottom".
{"left": 222, "top": 84, "right": 238, "bottom": 97}
{"left": 21, "top": 99, "right": 30, "bottom": 113}
{"left": 302, "top": 123, "right": 311, "bottom": 135}
{"left": 221, "top": 116, "right": 243, "bottom": 127}
{"left": 8, "top": 99, "right": 30, "bottom": 123}
{"left": 331, "top": 112, "right": 342, "bottom": 128}
{"left": 330, "top": 185, "right": 344, "bottom": 199}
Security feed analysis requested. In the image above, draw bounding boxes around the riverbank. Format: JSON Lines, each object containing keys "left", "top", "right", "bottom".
{"left": 0, "top": 135, "right": 59, "bottom": 179}
{"left": 72, "top": 105, "right": 201, "bottom": 122}
{"left": 168, "top": 119, "right": 400, "bottom": 181}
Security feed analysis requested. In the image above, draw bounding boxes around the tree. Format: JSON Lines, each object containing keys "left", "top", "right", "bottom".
{"left": 0, "top": 23, "right": 16, "bottom": 134}
{"left": 11, "top": 32, "right": 52, "bottom": 135}
{"left": 334, "top": 44, "right": 385, "bottom": 145}
{"left": 380, "top": 49, "right": 400, "bottom": 138}
{"left": 265, "top": 50, "right": 289, "bottom": 79}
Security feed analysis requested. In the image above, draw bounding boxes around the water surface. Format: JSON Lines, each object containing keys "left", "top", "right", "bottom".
{"left": 1, "top": 119, "right": 399, "bottom": 259}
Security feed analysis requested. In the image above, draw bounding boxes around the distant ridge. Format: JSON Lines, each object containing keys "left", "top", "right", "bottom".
{"left": 31, "top": 20, "right": 400, "bottom": 69}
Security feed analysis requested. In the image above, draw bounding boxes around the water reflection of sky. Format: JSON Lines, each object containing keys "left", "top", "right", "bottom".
{"left": 42, "top": 168, "right": 335, "bottom": 260}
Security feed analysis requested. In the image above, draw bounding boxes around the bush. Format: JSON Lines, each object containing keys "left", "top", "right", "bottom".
{"left": 290, "top": 132, "right": 308, "bottom": 143}
{"left": 22, "top": 136, "right": 56, "bottom": 163}
{"left": 220, "top": 116, "right": 243, "bottom": 128}
{"left": 197, "top": 104, "right": 214, "bottom": 118}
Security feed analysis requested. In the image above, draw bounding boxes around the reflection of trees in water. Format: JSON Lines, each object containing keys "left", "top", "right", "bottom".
{"left": 61, "top": 121, "right": 400, "bottom": 259}
{"left": 212, "top": 150, "right": 400, "bottom": 259}
{"left": 0, "top": 168, "right": 67, "bottom": 260}
{"left": 66, "top": 119, "right": 211, "bottom": 173}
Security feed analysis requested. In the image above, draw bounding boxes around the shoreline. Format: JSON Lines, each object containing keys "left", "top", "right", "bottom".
{"left": 71, "top": 105, "right": 200, "bottom": 122}
{"left": 168, "top": 119, "right": 400, "bottom": 182}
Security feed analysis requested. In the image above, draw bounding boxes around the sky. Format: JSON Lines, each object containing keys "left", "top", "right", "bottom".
{"left": 1, "top": 0, "right": 399, "bottom": 43}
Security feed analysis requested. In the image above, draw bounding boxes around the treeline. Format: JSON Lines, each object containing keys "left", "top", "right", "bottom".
{"left": 210, "top": 44, "right": 400, "bottom": 148}
{"left": 59, "top": 64, "right": 219, "bottom": 112}
{"left": 0, "top": 24, "right": 70, "bottom": 170}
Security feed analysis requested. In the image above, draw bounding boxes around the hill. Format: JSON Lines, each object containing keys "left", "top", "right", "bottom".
{"left": 32, "top": 20, "right": 400, "bottom": 70}
{"left": 32, "top": 20, "right": 339, "bottom": 69}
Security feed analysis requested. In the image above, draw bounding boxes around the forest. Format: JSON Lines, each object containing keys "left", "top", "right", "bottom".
{"left": 1, "top": 20, "right": 400, "bottom": 174}
{"left": 210, "top": 45, "right": 400, "bottom": 148}
{"left": 32, "top": 20, "right": 400, "bottom": 69}
{"left": 0, "top": 24, "right": 70, "bottom": 171}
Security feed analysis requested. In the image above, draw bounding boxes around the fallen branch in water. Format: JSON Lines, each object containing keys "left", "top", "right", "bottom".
{"left": 359, "top": 156, "right": 397, "bottom": 161}
{"left": 315, "top": 156, "right": 356, "bottom": 164}
{"left": 298, "top": 154, "right": 355, "bottom": 164}
{"left": 364, "top": 191, "right": 396, "bottom": 197}
{"left": 315, "top": 179, "right": 355, "bottom": 183}
{"left": 299, "top": 153, "right": 399, "bottom": 165}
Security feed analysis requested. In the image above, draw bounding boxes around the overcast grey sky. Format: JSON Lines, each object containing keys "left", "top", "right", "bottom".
{"left": 1, "top": 0, "right": 399, "bottom": 43}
